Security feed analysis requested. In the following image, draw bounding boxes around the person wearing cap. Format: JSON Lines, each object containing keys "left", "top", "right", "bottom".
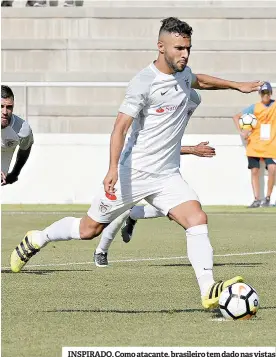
{"left": 233, "top": 82, "right": 276, "bottom": 208}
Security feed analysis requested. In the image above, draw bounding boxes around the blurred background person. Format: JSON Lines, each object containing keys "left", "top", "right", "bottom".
{"left": 1, "top": 0, "right": 13, "bottom": 6}
{"left": 2, "top": 1, "right": 83, "bottom": 6}
{"left": 233, "top": 82, "right": 276, "bottom": 208}
{"left": 1, "top": 85, "right": 34, "bottom": 186}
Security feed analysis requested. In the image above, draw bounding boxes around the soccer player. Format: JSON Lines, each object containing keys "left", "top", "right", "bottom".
{"left": 233, "top": 82, "right": 276, "bottom": 208}
{"left": 94, "top": 88, "right": 216, "bottom": 267}
{"left": 11, "top": 17, "right": 262, "bottom": 309}
{"left": 94, "top": 139, "right": 216, "bottom": 267}
{"left": 1, "top": 85, "right": 34, "bottom": 186}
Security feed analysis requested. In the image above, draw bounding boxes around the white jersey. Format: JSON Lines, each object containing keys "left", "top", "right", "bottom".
{"left": 185, "top": 88, "right": 201, "bottom": 128}
{"left": 1, "top": 114, "right": 33, "bottom": 175}
{"left": 119, "top": 62, "right": 196, "bottom": 175}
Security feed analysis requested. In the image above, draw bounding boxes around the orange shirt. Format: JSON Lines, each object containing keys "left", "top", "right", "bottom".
{"left": 245, "top": 100, "right": 276, "bottom": 158}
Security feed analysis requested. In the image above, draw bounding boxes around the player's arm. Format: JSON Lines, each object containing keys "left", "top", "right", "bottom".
{"left": 109, "top": 113, "right": 133, "bottom": 169}
{"left": 5, "top": 146, "right": 32, "bottom": 185}
{"left": 103, "top": 113, "right": 133, "bottom": 194}
{"left": 103, "top": 71, "right": 150, "bottom": 194}
{"left": 233, "top": 112, "right": 244, "bottom": 135}
{"left": 180, "top": 141, "right": 216, "bottom": 157}
{"left": 5, "top": 121, "right": 34, "bottom": 185}
{"left": 191, "top": 73, "right": 263, "bottom": 93}
{"left": 1, "top": 171, "right": 6, "bottom": 186}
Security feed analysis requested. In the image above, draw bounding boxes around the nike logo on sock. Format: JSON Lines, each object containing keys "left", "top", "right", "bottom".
{"left": 204, "top": 268, "right": 213, "bottom": 271}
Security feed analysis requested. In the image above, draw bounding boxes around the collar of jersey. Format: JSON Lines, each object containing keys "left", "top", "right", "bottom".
{"left": 149, "top": 62, "right": 179, "bottom": 79}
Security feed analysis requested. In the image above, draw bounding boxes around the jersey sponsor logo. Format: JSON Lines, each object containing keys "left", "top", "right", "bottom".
{"left": 105, "top": 192, "right": 117, "bottom": 201}
{"left": 156, "top": 107, "right": 165, "bottom": 113}
{"left": 156, "top": 98, "right": 187, "bottom": 114}
{"left": 99, "top": 201, "right": 111, "bottom": 214}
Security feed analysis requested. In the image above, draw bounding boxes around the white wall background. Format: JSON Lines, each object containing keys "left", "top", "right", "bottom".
{"left": 2, "top": 134, "right": 275, "bottom": 205}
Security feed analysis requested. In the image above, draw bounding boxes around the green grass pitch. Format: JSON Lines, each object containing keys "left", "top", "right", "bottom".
{"left": 1, "top": 205, "right": 276, "bottom": 357}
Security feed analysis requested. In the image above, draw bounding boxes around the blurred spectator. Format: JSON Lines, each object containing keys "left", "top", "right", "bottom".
{"left": 48, "top": 0, "right": 82, "bottom": 5}
{"left": 1, "top": 0, "right": 83, "bottom": 6}
{"left": 1, "top": 1, "right": 13, "bottom": 6}
{"left": 53, "top": 1, "right": 84, "bottom": 5}
{"left": 233, "top": 82, "right": 276, "bottom": 208}
{"left": 26, "top": 1, "right": 46, "bottom": 6}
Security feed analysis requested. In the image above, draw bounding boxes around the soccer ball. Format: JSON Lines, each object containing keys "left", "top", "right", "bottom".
{"left": 219, "top": 282, "right": 260, "bottom": 320}
{"left": 239, "top": 113, "right": 258, "bottom": 130}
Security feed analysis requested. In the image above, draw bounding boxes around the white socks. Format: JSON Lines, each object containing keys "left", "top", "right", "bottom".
{"left": 96, "top": 210, "right": 130, "bottom": 254}
{"left": 186, "top": 224, "right": 215, "bottom": 297}
{"left": 33, "top": 217, "right": 81, "bottom": 247}
{"left": 130, "top": 205, "right": 163, "bottom": 220}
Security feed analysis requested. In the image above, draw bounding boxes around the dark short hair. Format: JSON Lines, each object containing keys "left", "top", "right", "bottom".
{"left": 159, "top": 17, "right": 193, "bottom": 38}
{"left": 1, "top": 85, "right": 14, "bottom": 100}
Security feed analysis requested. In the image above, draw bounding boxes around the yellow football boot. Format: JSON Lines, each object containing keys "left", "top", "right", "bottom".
{"left": 10, "top": 231, "right": 41, "bottom": 273}
{"left": 202, "top": 276, "right": 244, "bottom": 309}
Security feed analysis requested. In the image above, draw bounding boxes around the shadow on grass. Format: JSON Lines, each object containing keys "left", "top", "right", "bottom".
{"left": 1, "top": 262, "right": 263, "bottom": 274}
{"left": 151, "top": 262, "right": 263, "bottom": 268}
{"left": 210, "top": 306, "right": 276, "bottom": 320}
{"left": 1, "top": 269, "right": 94, "bottom": 275}
{"left": 43, "top": 307, "right": 213, "bottom": 314}
{"left": 42, "top": 306, "right": 276, "bottom": 314}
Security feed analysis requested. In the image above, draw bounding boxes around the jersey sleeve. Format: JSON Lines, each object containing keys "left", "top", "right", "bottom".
{"left": 190, "top": 89, "right": 201, "bottom": 105}
{"left": 18, "top": 121, "right": 34, "bottom": 150}
{"left": 242, "top": 104, "right": 255, "bottom": 115}
{"left": 119, "top": 68, "right": 154, "bottom": 118}
{"left": 191, "top": 72, "right": 198, "bottom": 87}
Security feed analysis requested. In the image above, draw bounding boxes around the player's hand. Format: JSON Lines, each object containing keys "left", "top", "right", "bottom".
{"left": 5, "top": 172, "right": 18, "bottom": 185}
{"left": 103, "top": 168, "right": 118, "bottom": 194}
{"left": 240, "top": 130, "right": 250, "bottom": 140}
{"left": 193, "top": 142, "right": 216, "bottom": 157}
{"left": 1, "top": 171, "right": 6, "bottom": 186}
{"left": 237, "top": 81, "right": 264, "bottom": 93}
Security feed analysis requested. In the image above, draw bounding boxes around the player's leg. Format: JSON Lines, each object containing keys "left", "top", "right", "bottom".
{"left": 121, "top": 204, "right": 164, "bottom": 243}
{"left": 146, "top": 172, "right": 243, "bottom": 309}
{"left": 261, "top": 159, "right": 276, "bottom": 207}
{"left": 248, "top": 157, "right": 261, "bottom": 208}
{"left": 94, "top": 209, "right": 130, "bottom": 267}
{"left": 10, "top": 165, "right": 149, "bottom": 272}
{"left": 168, "top": 200, "right": 243, "bottom": 309}
{"left": 10, "top": 214, "right": 106, "bottom": 273}
{"left": 10, "top": 186, "right": 124, "bottom": 272}
{"left": 130, "top": 205, "right": 163, "bottom": 220}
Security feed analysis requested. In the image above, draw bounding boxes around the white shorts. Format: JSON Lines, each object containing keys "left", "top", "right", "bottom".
{"left": 88, "top": 165, "right": 199, "bottom": 223}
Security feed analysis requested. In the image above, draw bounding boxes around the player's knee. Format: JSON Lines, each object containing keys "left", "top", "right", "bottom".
{"left": 79, "top": 216, "right": 105, "bottom": 240}
{"left": 186, "top": 210, "right": 207, "bottom": 227}
{"left": 251, "top": 168, "right": 259, "bottom": 176}
{"left": 268, "top": 164, "right": 276, "bottom": 175}
{"left": 80, "top": 225, "right": 104, "bottom": 239}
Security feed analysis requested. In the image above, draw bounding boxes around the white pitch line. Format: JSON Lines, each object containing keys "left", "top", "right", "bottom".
{"left": 209, "top": 318, "right": 229, "bottom": 322}
{"left": 2, "top": 250, "right": 276, "bottom": 270}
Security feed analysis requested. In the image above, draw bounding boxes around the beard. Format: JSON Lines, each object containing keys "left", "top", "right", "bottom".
{"left": 164, "top": 53, "right": 186, "bottom": 73}
{"left": 1, "top": 116, "right": 11, "bottom": 129}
